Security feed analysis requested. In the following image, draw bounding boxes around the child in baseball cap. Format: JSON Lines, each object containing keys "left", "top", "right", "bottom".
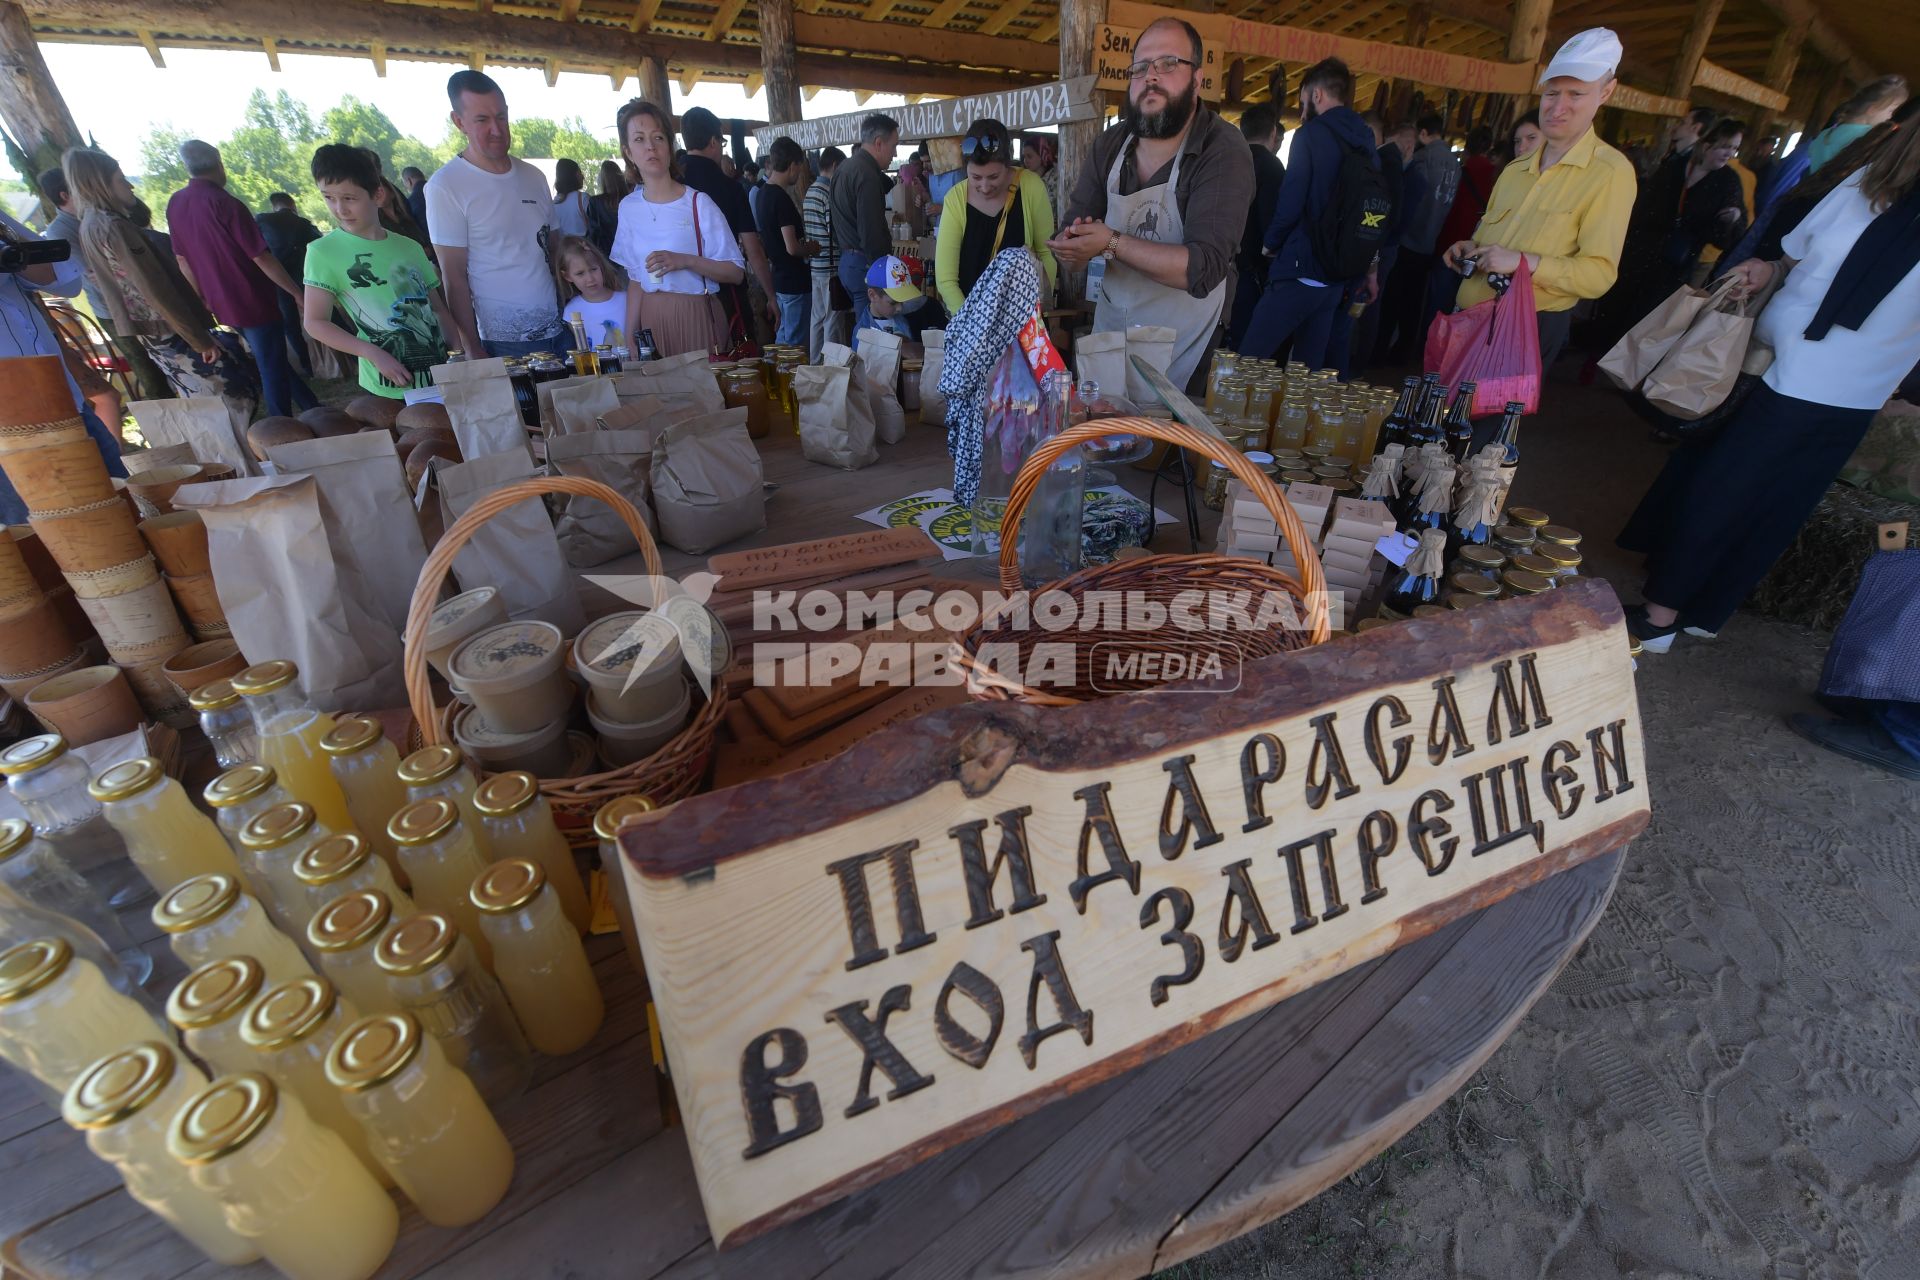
{"left": 864, "top": 254, "right": 948, "bottom": 340}
{"left": 865, "top": 254, "right": 923, "bottom": 302}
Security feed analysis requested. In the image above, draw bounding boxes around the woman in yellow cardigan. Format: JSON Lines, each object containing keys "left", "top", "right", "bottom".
{"left": 935, "top": 119, "right": 1058, "bottom": 312}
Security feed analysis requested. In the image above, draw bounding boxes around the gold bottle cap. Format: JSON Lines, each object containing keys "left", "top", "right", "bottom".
{"left": 238, "top": 801, "right": 316, "bottom": 852}
{"left": 396, "top": 744, "right": 465, "bottom": 786}
{"left": 1491, "top": 524, "right": 1535, "bottom": 545}
{"left": 0, "top": 818, "right": 32, "bottom": 863}
{"left": 152, "top": 874, "right": 241, "bottom": 933}
{"left": 1537, "top": 523, "right": 1582, "bottom": 547}
{"left": 1456, "top": 544, "right": 1506, "bottom": 570}
{"left": 308, "top": 890, "right": 392, "bottom": 954}
{"left": 87, "top": 757, "right": 165, "bottom": 803}
{"left": 0, "top": 733, "right": 66, "bottom": 777}
{"left": 1534, "top": 543, "right": 1582, "bottom": 568}
{"left": 168, "top": 1072, "right": 277, "bottom": 1164}
{"left": 592, "top": 794, "right": 655, "bottom": 843}
{"left": 0, "top": 937, "right": 72, "bottom": 1003}
{"left": 293, "top": 832, "right": 372, "bottom": 887}
{"left": 388, "top": 797, "right": 458, "bottom": 847}
{"left": 1500, "top": 568, "right": 1556, "bottom": 596}
{"left": 1447, "top": 571, "right": 1501, "bottom": 598}
{"left": 63, "top": 1041, "right": 177, "bottom": 1129}
{"left": 165, "top": 956, "right": 265, "bottom": 1030}
{"left": 1506, "top": 507, "right": 1550, "bottom": 528}
{"left": 187, "top": 679, "right": 241, "bottom": 712}
{"left": 472, "top": 771, "right": 538, "bottom": 818}
{"left": 326, "top": 1012, "right": 424, "bottom": 1092}
{"left": 230, "top": 660, "right": 298, "bottom": 696}
{"left": 471, "top": 858, "right": 546, "bottom": 914}
{"left": 318, "top": 715, "right": 384, "bottom": 757}
{"left": 1508, "top": 552, "right": 1561, "bottom": 578}
{"left": 204, "top": 763, "right": 280, "bottom": 809}
{"left": 241, "top": 976, "right": 338, "bottom": 1050}
{"left": 375, "top": 911, "right": 458, "bottom": 975}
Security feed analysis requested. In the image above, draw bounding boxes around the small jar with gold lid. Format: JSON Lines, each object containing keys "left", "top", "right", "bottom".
{"left": 1449, "top": 543, "right": 1506, "bottom": 581}
{"left": 473, "top": 773, "right": 588, "bottom": 934}
{"left": 0, "top": 937, "right": 168, "bottom": 1095}
{"left": 319, "top": 717, "right": 408, "bottom": 881}
{"left": 204, "top": 764, "right": 294, "bottom": 866}
{"left": 240, "top": 976, "right": 389, "bottom": 1186}
{"left": 1534, "top": 541, "right": 1582, "bottom": 577}
{"left": 374, "top": 911, "right": 529, "bottom": 1104}
{"left": 473, "top": 859, "right": 603, "bottom": 1054}
{"left": 327, "top": 1011, "right": 515, "bottom": 1226}
{"left": 1499, "top": 568, "right": 1556, "bottom": 599}
{"left": 306, "top": 891, "right": 402, "bottom": 1019}
{"left": 154, "top": 873, "right": 314, "bottom": 989}
{"left": 1446, "top": 571, "right": 1502, "bottom": 606}
{"left": 1536, "top": 523, "right": 1582, "bottom": 549}
{"left": 1490, "top": 524, "right": 1537, "bottom": 559}
{"left": 61, "top": 1042, "right": 260, "bottom": 1266}
{"left": 1448, "top": 591, "right": 1494, "bottom": 611}
{"left": 238, "top": 802, "right": 340, "bottom": 939}
{"left": 1504, "top": 506, "right": 1550, "bottom": 530}
{"left": 189, "top": 679, "right": 256, "bottom": 769}
{"left": 386, "top": 799, "right": 492, "bottom": 972}
{"left": 92, "top": 757, "right": 242, "bottom": 897}
{"left": 166, "top": 955, "right": 266, "bottom": 1075}
{"left": 594, "top": 796, "right": 655, "bottom": 981}
{"left": 230, "top": 660, "right": 353, "bottom": 834}
{"left": 397, "top": 745, "right": 492, "bottom": 862}
{"left": 1506, "top": 552, "right": 1562, "bottom": 584}
{"left": 294, "top": 832, "right": 414, "bottom": 925}
{"left": 168, "top": 1072, "right": 399, "bottom": 1280}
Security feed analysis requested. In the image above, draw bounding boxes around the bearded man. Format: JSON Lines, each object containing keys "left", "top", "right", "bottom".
{"left": 1050, "top": 15, "right": 1253, "bottom": 391}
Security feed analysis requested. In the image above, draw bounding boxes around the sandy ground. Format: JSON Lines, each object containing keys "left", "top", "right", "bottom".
{"left": 1167, "top": 372, "right": 1920, "bottom": 1279}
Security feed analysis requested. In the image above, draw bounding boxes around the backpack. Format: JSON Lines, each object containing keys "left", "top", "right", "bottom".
{"left": 1309, "top": 132, "right": 1394, "bottom": 280}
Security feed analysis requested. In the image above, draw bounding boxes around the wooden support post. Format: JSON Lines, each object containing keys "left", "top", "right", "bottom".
{"left": 760, "top": 0, "right": 803, "bottom": 129}
{"left": 1666, "top": 0, "right": 1726, "bottom": 104}
{"left": 638, "top": 55, "right": 672, "bottom": 110}
{"left": 0, "top": 1, "right": 83, "bottom": 180}
{"left": 1504, "top": 0, "right": 1551, "bottom": 117}
{"left": 1747, "top": 19, "right": 1807, "bottom": 157}
{"left": 1390, "top": 3, "right": 1430, "bottom": 125}
{"left": 1806, "top": 62, "right": 1848, "bottom": 136}
{"left": 1058, "top": 0, "right": 1107, "bottom": 306}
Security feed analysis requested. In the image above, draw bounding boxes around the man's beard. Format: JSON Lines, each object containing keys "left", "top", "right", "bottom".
{"left": 1126, "top": 81, "right": 1198, "bottom": 139}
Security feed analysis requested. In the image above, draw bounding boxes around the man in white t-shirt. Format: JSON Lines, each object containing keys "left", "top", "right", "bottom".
{"left": 425, "top": 70, "right": 565, "bottom": 357}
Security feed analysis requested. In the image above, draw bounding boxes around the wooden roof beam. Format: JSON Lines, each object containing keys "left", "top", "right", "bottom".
{"left": 136, "top": 26, "right": 161, "bottom": 65}
{"left": 792, "top": 13, "right": 1054, "bottom": 71}
{"left": 261, "top": 35, "right": 279, "bottom": 70}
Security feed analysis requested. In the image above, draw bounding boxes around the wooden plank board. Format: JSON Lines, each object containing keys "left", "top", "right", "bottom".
{"left": 740, "top": 683, "right": 902, "bottom": 747}
{"left": 620, "top": 579, "right": 1650, "bottom": 1245}
{"left": 706, "top": 530, "right": 940, "bottom": 591}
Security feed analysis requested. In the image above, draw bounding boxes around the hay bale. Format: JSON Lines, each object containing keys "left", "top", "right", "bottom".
{"left": 1747, "top": 482, "right": 1918, "bottom": 631}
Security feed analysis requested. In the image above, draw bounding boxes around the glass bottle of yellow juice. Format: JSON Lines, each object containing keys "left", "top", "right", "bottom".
{"left": 153, "top": 873, "right": 314, "bottom": 989}
{"left": 87, "top": 759, "right": 242, "bottom": 903}
{"left": 318, "top": 717, "right": 408, "bottom": 882}
{"left": 374, "top": 911, "right": 530, "bottom": 1105}
{"left": 306, "top": 891, "right": 402, "bottom": 1019}
{"left": 593, "top": 796, "right": 655, "bottom": 982}
{"left": 168, "top": 1072, "right": 399, "bottom": 1280}
{"left": 0, "top": 938, "right": 169, "bottom": 1094}
{"left": 294, "top": 833, "right": 414, "bottom": 924}
{"left": 396, "top": 745, "right": 493, "bottom": 861}
{"left": 0, "top": 734, "right": 144, "bottom": 908}
{"left": 237, "top": 802, "right": 339, "bottom": 940}
{"left": 204, "top": 764, "right": 294, "bottom": 873}
{"left": 473, "top": 773, "right": 588, "bottom": 934}
{"left": 386, "top": 799, "right": 492, "bottom": 972}
{"left": 472, "top": 859, "right": 603, "bottom": 1055}
{"left": 61, "top": 1042, "right": 262, "bottom": 1266}
{"left": 326, "top": 1011, "right": 514, "bottom": 1226}
{"left": 230, "top": 661, "right": 353, "bottom": 833}
{"left": 0, "top": 817, "right": 151, "bottom": 989}
{"left": 239, "top": 975, "right": 389, "bottom": 1186}
{"left": 165, "top": 955, "right": 266, "bottom": 1076}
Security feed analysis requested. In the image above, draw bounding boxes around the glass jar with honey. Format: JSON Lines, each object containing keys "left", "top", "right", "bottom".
{"left": 230, "top": 661, "right": 353, "bottom": 833}
{"left": 306, "top": 891, "right": 402, "bottom": 1019}
{"left": 386, "top": 799, "right": 493, "bottom": 972}
{"left": 473, "top": 773, "right": 588, "bottom": 934}
{"left": 240, "top": 976, "right": 389, "bottom": 1185}
{"left": 720, "top": 368, "right": 770, "bottom": 439}
{"left": 472, "top": 859, "right": 604, "bottom": 1055}
{"left": 374, "top": 911, "right": 530, "bottom": 1105}
{"left": 0, "top": 937, "right": 169, "bottom": 1094}
{"left": 319, "top": 717, "right": 409, "bottom": 881}
{"left": 166, "top": 955, "right": 267, "bottom": 1075}
{"left": 153, "top": 873, "right": 314, "bottom": 989}
{"left": 92, "top": 757, "right": 243, "bottom": 898}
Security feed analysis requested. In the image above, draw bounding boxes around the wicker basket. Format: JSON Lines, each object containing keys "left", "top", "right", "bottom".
{"left": 402, "top": 475, "right": 724, "bottom": 834}
{"left": 954, "top": 417, "right": 1330, "bottom": 705}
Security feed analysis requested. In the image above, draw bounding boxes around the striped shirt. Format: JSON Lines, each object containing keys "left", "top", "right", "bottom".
{"left": 803, "top": 173, "right": 838, "bottom": 278}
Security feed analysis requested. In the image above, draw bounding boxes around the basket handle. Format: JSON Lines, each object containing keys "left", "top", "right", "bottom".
{"left": 995, "top": 416, "right": 1331, "bottom": 642}
{"left": 402, "top": 475, "right": 661, "bottom": 745}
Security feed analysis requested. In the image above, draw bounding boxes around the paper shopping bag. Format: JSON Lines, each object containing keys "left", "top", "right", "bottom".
{"left": 128, "top": 396, "right": 255, "bottom": 477}
{"left": 649, "top": 408, "right": 765, "bottom": 553}
{"left": 547, "top": 377, "right": 622, "bottom": 437}
{"left": 1597, "top": 274, "right": 1741, "bottom": 392}
{"left": 547, "top": 429, "right": 656, "bottom": 567}
{"left": 264, "top": 431, "right": 428, "bottom": 635}
{"left": 615, "top": 351, "right": 726, "bottom": 414}
{"left": 853, "top": 327, "right": 908, "bottom": 444}
{"left": 439, "top": 375, "right": 529, "bottom": 461}
{"left": 1640, "top": 296, "right": 1754, "bottom": 421}
{"left": 1075, "top": 330, "right": 1128, "bottom": 402}
{"left": 797, "top": 353, "right": 878, "bottom": 471}
{"left": 436, "top": 449, "right": 584, "bottom": 634}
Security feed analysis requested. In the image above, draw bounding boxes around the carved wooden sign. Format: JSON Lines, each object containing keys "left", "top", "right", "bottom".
{"left": 620, "top": 579, "right": 1650, "bottom": 1247}
{"left": 752, "top": 77, "right": 1101, "bottom": 151}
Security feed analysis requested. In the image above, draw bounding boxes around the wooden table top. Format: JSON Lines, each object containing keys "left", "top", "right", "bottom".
{"left": 2, "top": 852, "right": 1620, "bottom": 1280}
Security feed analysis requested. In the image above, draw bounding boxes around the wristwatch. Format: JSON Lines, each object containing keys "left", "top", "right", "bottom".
{"left": 1103, "top": 231, "right": 1124, "bottom": 264}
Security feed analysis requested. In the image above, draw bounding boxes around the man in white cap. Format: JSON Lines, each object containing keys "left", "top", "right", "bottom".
{"left": 1441, "top": 27, "right": 1636, "bottom": 372}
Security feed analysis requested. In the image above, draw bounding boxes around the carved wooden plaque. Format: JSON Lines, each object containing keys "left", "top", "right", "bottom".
{"left": 620, "top": 578, "right": 1650, "bottom": 1246}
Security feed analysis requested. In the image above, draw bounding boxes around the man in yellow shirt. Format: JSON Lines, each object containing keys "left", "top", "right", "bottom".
{"left": 1441, "top": 27, "right": 1637, "bottom": 370}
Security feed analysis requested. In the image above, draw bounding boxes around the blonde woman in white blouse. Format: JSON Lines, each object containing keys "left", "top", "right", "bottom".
{"left": 611, "top": 98, "right": 746, "bottom": 359}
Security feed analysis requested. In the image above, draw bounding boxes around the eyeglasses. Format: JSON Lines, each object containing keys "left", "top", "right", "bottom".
{"left": 1127, "top": 54, "right": 1195, "bottom": 80}
{"left": 962, "top": 134, "right": 1005, "bottom": 160}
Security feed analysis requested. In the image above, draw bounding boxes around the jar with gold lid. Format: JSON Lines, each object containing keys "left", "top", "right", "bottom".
{"left": 1448, "top": 591, "right": 1494, "bottom": 610}
{"left": 472, "top": 859, "right": 604, "bottom": 1055}
{"left": 0, "top": 937, "right": 167, "bottom": 1094}
{"left": 168, "top": 1072, "right": 399, "bottom": 1280}
{"left": 1411, "top": 604, "right": 1449, "bottom": 619}
{"left": 231, "top": 660, "right": 353, "bottom": 833}
{"left": 594, "top": 796, "right": 655, "bottom": 981}
{"left": 1504, "top": 506, "right": 1550, "bottom": 529}
{"left": 92, "top": 757, "right": 242, "bottom": 897}
{"left": 1446, "top": 571, "right": 1502, "bottom": 604}
{"left": 306, "top": 891, "right": 401, "bottom": 1019}
{"left": 1534, "top": 542, "right": 1582, "bottom": 577}
{"left": 397, "top": 745, "right": 492, "bottom": 862}
{"left": 326, "top": 1011, "right": 514, "bottom": 1227}
{"left": 166, "top": 955, "right": 266, "bottom": 1075}
{"left": 238, "top": 802, "right": 340, "bottom": 939}
{"left": 1499, "top": 568, "right": 1556, "bottom": 598}
{"left": 719, "top": 367, "right": 770, "bottom": 439}
{"left": 154, "top": 873, "right": 314, "bottom": 989}
{"left": 473, "top": 773, "right": 588, "bottom": 933}
{"left": 189, "top": 679, "right": 256, "bottom": 769}
{"left": 0, "top": 817, "right": 149, "bottom": 988}
{"left": 319, "top": 716, "right": 408, "bottom": 880}
{"left": 294, "top": 832, "right": 414, "bottom": 925}
{"left": 1490, "top": 524, "right": 1537, "bottom": 559}
{"left": 0, "top": 734, "right": 143, "bottom": 908}
{"left": 1450, "top": 544, "right": 1506, "bottom": 580}
{"left": 61, "top": 1042, "right": 261, "bottom": 1266}
{"left": 1202, "top": 459, "right": 1232, "bottom": 511}
{"left": 240, "top": 975, "right": 389, "bottom": 1185}
{"left": 1506, "top": 552, "right": 1562, "bottom": 583}
{"left": 204, "top": 764, "right": 294, "bottom": 870}
{"left": 386, "top": 799, "right": 493, "bottom": 972}
{"left": 374, "top": 911, "right": 529, "bottom": 1105}
{"left": 1536, "top": 523, "right": 1582, "bottom": 548}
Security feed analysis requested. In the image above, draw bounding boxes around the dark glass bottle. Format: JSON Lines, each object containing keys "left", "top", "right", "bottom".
{"left": 1374, "top": 377, "right": 1420, "bottom": 457}
{"left": 1418, "top": 373, "right": 1441, "bottom": 419}
{"left": 1491, "top": 400, "right": 1523, "bottom": 467}
{"left": 1405, "top": 386, "right": 1446, "bottom": 453}
{"left": 1447, "top": 454, "right": 1502, "bottom": 557}
{"left": 1443, "top": 382, "right": 1478, "bottom": 461}
{"left": 1380, "top": 528, "right": 1449, "bottom": 619}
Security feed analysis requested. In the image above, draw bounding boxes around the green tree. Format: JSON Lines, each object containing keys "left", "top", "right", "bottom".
{"left": 512, "top": 116, "right": 610, "bottom": 164}
{"left": 320, "top": 96, "right": 405, "bottom": 175}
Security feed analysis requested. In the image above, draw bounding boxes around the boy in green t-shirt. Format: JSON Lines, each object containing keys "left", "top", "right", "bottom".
{"left": 303, "top": 144, "right": 455, "bottom": 397}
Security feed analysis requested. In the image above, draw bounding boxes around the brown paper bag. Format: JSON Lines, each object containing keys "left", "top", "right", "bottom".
{"left": 547, "top": 377, "right": 622, "bottom": 437}
{"left": 852, "top": 327, "right": 908, "bottom": 445}
{"left": 128, "top": 396, "right": 255, "bottom": 477}
{"left": 436, "top": 449, "right": 585, "bottom": 634}
{"left": 1598, "top": 275, "right": 1742, "bottom": 392}
{"left": 597, "top": 401, "right": 700, "bottom": 447}
{"left": 797, "top": 352, "right": 878, "bottom": 470}
{"left": 1124, "top": 324, "right": 1176, "bottom": 405}
{"left": 173, "top": 475, "right": 404, "bottom": 709}
{"left": 1640, "top": 296, "right": 1755, "bottom": 421}
{"left": 431, "top": 357, "right": 512, "bottom": 387}
{"left": 532, "top": 374, "right": 597, "bottom": 434}
{"left": 1076, "top": 329, "right": 1129, "bottom": 401}
{"left": 440, "top": 376, "right": 529, "bottom": 461}
{"left": 650, "top": 408, "right": 766, "bottom": 553}
{"left": 615, "top": 351, "right": 725, "bottom": 414}
{"left": 920, "top": 329, "right": 948, "bottom": 426}
{"left": 547, "top": 429, "right": 657, "bottom": 567}
{"left": 123, "top": 443, "right": 199, "bottom": 475}
{"left": 264, "top": 432, "right": 429, "bottom": 634}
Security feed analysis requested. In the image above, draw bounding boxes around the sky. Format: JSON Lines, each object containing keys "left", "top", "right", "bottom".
{"left": 37, "top": 42, "right": 913, "bottom": 177}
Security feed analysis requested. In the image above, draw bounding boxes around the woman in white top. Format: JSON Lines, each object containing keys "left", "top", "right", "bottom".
{"left": 610, "top": 98, "right": 745, "bottom": 360}
{"left": 1619, "top": 122, "right": 1920, "bottom": 653}
{"left": 551, "top": 158, "right": 590, "bottom": 238}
